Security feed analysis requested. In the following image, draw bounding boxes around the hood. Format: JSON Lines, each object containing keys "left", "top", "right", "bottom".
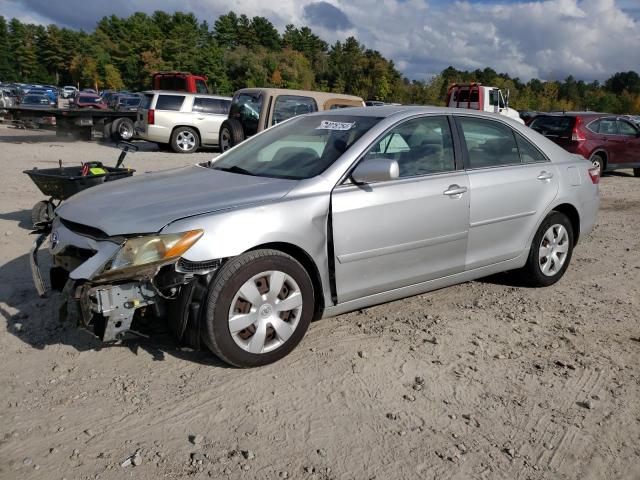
{"left": 56, "top": 165, "right": 296, "bottom": 236}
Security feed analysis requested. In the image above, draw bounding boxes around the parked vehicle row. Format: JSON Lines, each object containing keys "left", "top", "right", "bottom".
{"left": 32, "top": 106, "right": 600, "bottom": 367}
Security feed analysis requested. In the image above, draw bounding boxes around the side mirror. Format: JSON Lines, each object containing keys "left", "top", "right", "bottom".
{"left": 351, "top": 158, "right": 399, "bottom": 184}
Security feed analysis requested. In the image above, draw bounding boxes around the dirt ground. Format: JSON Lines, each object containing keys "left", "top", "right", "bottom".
{"left": 0, "top": 123, "right": 638, "bottom": 480}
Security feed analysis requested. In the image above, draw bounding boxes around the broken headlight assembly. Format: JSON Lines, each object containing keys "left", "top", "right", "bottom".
{"left": 95, "top": 230, "right": 203, "bottom": 281}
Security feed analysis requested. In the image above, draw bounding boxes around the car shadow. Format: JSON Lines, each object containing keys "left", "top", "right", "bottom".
{"left": 0, "top": 252, "right": 232, "bottom": 368}
{"left": 0, "top": 209, "right": 34, "bottom": 230}
{"left": 477, "top": 271, "right": 529, "bottom": 288}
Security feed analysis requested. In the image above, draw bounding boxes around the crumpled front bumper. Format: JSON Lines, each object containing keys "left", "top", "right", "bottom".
{"left": 29, "top": 219, "right": 158, "bottom": 342}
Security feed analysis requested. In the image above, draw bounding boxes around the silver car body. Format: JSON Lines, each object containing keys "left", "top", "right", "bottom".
{"left": 135, "top": 90, "right": 231, "bottom": 146}
{"left": 42, "top": 106, "right": 599, "bottom": 337}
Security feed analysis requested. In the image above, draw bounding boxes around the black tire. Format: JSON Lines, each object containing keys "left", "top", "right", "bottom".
{"left": 589, "top": 153, "right": 605, "bottom": 176}
{"left": 31, "top": 200, "right": 51, "bottom": 228}
{"left": 170, "top": 126, "right": 199, "bottom": 154}
{"left": 218, "top": 119, "right": 244, "bottom": 152}
{"left": 634, "top": 168, "right": 640, "bottom": 178}
{"left": 112, "top": 117, "right": 134, "bottom": 141}
{"left": 201, "top": 249, "right": 314, "bottom": 367}
{"left": 518, "top": 211, "right": 574, "bottom": 287}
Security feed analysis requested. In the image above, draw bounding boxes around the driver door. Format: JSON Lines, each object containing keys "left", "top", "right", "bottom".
{"left": 331, "top": 116, "right": 470, "bottom": 303}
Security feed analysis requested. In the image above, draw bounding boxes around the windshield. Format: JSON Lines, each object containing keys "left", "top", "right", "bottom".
{"left": 229, "top": 93, "right": 263, "bottom": 136}
{"left": 212, "top": 115, "right": 381, "bottom": 180}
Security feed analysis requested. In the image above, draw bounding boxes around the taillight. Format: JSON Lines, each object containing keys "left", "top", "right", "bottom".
{"left": 588, "top": 166, "right": 600, "bottom": 184}
{"left": 147, "top": 109, "right": 154, "bottom": 125}
{"left": 571, "top": 118, "right": 585, "bottom": 141}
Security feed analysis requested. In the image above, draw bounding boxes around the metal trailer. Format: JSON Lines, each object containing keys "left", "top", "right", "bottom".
{"left": 3, "top": 105, "right": 137, "bottom": 141}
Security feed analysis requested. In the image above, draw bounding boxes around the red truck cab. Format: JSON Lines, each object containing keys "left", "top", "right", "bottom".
{"left": 152, "top": 72, "right": 209, "bottom": 94}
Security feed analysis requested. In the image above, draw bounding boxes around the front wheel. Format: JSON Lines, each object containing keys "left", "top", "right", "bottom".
{"left": 31, "top": 200, "right": 52, "bottom": 228}
{"left": 518, "top": 211, "right": 574, "bottom": 287}
{"left": 201, "top": 249, "right": 314, "bottom": 367}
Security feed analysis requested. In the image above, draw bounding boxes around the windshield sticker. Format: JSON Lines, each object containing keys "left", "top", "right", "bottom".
{"left": 316, "top": 120, "right": 355, "bottom": 131}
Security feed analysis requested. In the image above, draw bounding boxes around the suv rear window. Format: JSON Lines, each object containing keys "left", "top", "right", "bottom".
{"left": 193, "top": 97, "right": 230, "bottom": 115}
{"left": 529, "top": 116, "right": 575, "bottom": 138}
{"left": 155, "top": 95, "right": 185, "bottom": 111}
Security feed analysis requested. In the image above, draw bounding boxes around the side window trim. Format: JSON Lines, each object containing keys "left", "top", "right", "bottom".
{"left": 453, "top": 115, "right": 525, "bottom": 170}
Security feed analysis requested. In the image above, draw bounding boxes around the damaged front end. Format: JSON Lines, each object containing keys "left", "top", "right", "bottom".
{"left": 31, "top": 217, "right": 216, "bottom": 343}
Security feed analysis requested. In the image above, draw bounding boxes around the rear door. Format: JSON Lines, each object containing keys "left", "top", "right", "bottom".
{"left": 616, "top": 119, "right": 640, "bottom": 165}
{"left": 455, "top": 115, "right": 559, "bottom": 269}
{"left": 331, "top": 115, "right": 470, "bottom": 302}
{"left": 192, "top": 97, "right": 229, "bottom": 144}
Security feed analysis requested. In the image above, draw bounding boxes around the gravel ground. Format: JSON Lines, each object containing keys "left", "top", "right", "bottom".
{"left": 0, "top": 123, "right": 638, "bottom": 480}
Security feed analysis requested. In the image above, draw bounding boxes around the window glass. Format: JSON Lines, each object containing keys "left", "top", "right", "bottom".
{"left": 530, "top": 116, "right": 575, "bottom": 138}
{"left": 587, "top": 119, "right": 600, "bottom": 133}
{"left": 195, "top": 79, "right": 208, "bottom": 94}
{"left": 363, "top": 116, "right": 455, "bottom": 177}
{"left": 141, "top": 94, "right": 153, "bottom": 109}
{"left": 617, "top": 120, "right": 638, "bottom": 136}
{"left": 272, "top": 95, "right": 318, "bottom": 125}
{"left": 158, "top": 76, "right": 187, "bottom": 91}
{"left": 193, "top": 98, "right": 229, "bottom": 114}
{"left": 229, "top": 93, "right": 262, "bottom": 136}
{"left": 212, "top": 115, "right": 381, "bottom": 180}
{"left": 515, "top": 132, "right": 548, "bottom": 163}
{"left": 155, "top": 95, "right": 185, "bottom": 111}
{"left": 457, "top": 117, "right": 520, "bottom": 168}
{"left": 598, "top": 118, "right": 618, "bottom": 135}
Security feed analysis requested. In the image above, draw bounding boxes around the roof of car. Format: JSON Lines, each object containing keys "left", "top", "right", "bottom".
{"left": 313, "top": 104, "right": 519, "bottom": 118}
{"left": 142, "top": 90, "right": 231, "bottom": 100}
{"left": 235, "top": 87, "right": 364, "bottom": 103}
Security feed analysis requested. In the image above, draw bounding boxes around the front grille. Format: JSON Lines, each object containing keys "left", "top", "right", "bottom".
{"left": 177, "top": 258, "right": 222, "bottom": 273}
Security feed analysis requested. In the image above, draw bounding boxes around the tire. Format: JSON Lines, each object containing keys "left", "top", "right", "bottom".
{"left": 518, "top": 211, "right": 574, "bottom": 287}
{"left": 589, "top": 153, "right": 605, "bottom": 176}
{"left": 170, "top": 126, "right": 199, "bottom": 153}
{"left": 219, "top": 119, "right": 244, "bottom": 152}
{"left": 201, "top": 249, "right": 314, "bottom": 367}
{"left": 112, "top": 118, "right": 134, "bottom": 141}
{"left": 634, "top": 168, "right": 640, "bottom": 178}
{"left": 31, "top": 200, "right": 51, "bottom": 228}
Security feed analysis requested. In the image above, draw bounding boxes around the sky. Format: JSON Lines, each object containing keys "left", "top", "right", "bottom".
{"left": 1, "top": 0, "right": 639, "bottom": 82}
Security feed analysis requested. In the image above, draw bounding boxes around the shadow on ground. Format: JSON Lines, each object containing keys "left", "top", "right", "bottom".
{"left": 0, "top": 252, "right": 231, "bottom": 368}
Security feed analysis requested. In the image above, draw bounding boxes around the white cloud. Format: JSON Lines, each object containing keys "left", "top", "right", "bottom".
{"left": 2, "top": 0, "right": 639, "bottom": 82}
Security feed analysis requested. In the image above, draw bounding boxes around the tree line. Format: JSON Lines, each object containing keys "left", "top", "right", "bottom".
{"left": 0, "top": 11, "right": 638, "bottom": 114}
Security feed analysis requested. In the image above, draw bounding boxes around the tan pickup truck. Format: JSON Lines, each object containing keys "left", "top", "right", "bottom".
{"left": 219, "top": 88, "right": 365, "bottom": 151}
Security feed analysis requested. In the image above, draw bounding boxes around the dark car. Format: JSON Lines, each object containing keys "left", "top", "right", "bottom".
{"left": 530, "top": 113, "right": 640, "bottom": 177}
{"left": 75, "top": 94, "right": 107, "bottom": 109}
{"left": 114, "top": 95, "right": 141, "bottom": 112}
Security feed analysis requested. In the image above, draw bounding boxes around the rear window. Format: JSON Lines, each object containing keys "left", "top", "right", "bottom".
{"left": 193, "top": 97, "right": 230, "bottom": 114}
{"left": 529, "top": 116, "right": 575, "bottom": 138}
{"left": 157, "top": 76, "right": 187, "bottom": 91}
{"left": 155, "top": 95, "right": 185, "bottom": 111}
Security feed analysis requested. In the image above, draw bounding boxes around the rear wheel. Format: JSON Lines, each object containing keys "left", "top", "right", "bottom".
{"left": 112, "top": 118, "right": 134, "bottom": 141}
{"left": 518, "top": 211, "right": 574, "bottom": 287}
{"left": 170, "top": 127, "right": 199, "bottom": 153}
{"left": 219, "top": 119, "right": 244, "bottom": 152}
{"left": 589, "top": 153, "right": 605, "bottom": 176}
{"left": 201, "top": 249, "right": 314, "bottom": 367}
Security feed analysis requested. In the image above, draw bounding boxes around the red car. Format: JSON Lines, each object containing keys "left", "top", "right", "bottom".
{"left": 530, "top": 113, "right": 640, "bottom": 177}
{"left": 74, "top": 93, "right": 107, "bottom": 109}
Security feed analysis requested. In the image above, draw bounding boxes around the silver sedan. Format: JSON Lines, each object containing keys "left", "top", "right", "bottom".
{"left": 34, "top": 106, "right": 600, "bottom": 367}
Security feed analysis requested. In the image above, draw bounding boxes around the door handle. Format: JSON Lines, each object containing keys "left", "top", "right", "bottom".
{"left": 197, "top": 117, "right": 205, "bottom": 120}
{"left": 443, "top": 185, "right": 468, "bottom": 196}
{"left": 537, "top": 171, "right": 554, "bottom": 181}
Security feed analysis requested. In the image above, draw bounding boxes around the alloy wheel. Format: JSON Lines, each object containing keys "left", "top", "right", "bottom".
{"left": 220, "top": 128, "right": 230, "bottom": 151}
{"left": 118, "top": 121, "right": 133, "bottom": 140}
{"left": 538, "top": 224, "right": 570, "bottom": 277}
{"left": 176, "top": 131, "right": 196, "bottom": 151}
{"left": 227, "top": 270, "right": 303, "bottom": 354}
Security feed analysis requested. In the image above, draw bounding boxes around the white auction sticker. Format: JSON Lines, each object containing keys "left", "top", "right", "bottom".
{"left": 316, "top": 120, "right": 355, "bottom": 131}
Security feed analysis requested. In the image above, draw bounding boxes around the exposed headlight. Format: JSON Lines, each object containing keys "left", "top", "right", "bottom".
{"left": 99, "top": 230, "right": 203, "bottom": 279}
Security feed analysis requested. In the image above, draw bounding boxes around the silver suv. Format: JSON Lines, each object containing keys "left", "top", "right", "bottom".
{"left": 136, "top": 91, "right": 231, "bottom": 153}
